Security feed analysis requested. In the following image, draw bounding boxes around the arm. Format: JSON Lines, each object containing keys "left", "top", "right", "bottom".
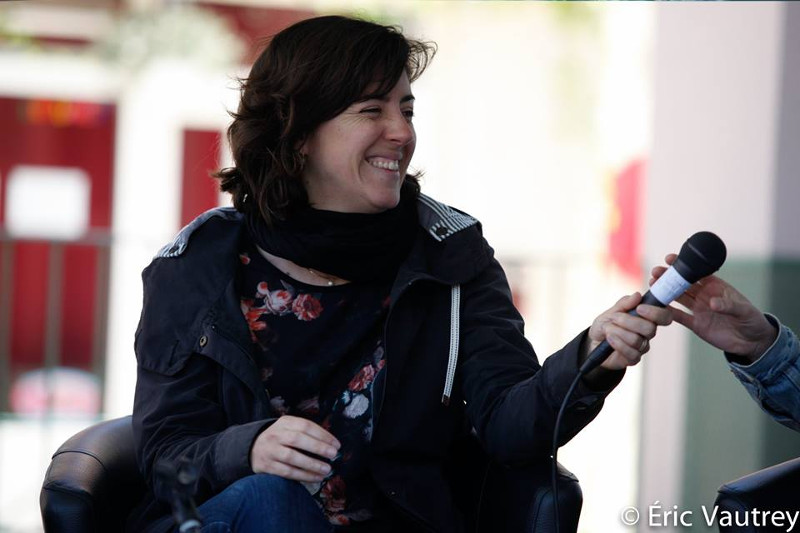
{"left": 727, "top": 317, "right": 800, "bottom": 431}
{"left": 133, "top": 354, "right": 271, "bottom": 501}
{"left": 133, "top": 354, "right": 273, "bottom": 504}
{"left": 134, "top": 352, "right": 341, "bottom": 505}
{"left": 459, "top": 257, "right": 671, "bottom": 464}
{"left": 651, "top": 254, "right": 800, "bottom": 430}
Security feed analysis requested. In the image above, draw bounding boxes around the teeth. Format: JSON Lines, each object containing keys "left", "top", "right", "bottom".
{"left": 368, "top": 159, "right": 399, "bottom": 171}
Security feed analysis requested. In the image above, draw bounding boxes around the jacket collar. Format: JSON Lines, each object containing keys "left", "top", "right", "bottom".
{"left": 153, "top": 194, "right": 492, "bottom": 286}
{"left": 398, "top": 193, "right": 493, "bottom": 286}
{"left": 137, "top": 195, "right": 493, "bottom": 366}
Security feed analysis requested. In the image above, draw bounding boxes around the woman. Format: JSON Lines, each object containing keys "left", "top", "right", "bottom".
{"left": 129, "top": 15, "right": 672, "bottom": 533}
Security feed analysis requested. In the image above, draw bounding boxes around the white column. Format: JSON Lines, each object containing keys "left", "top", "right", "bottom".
{"left": 639, "top": 3, "right": 786, "bottom": 528}
{"left": 104, "top": 60, "right": 239, "bottom": 417}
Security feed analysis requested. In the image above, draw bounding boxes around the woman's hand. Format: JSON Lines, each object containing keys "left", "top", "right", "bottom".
{"left": 650, "top": 253, "right": 777, "bottom": 362}
{"left": 250, "top": 415, "right": 341, "bottom": 482}
{"left": 585, "top": 292, "right": 674, "bottom": 371}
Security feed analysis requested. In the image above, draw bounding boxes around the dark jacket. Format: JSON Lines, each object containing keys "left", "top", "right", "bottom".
{"left": 129, "top": 195, "right": 621, "bottom": 532}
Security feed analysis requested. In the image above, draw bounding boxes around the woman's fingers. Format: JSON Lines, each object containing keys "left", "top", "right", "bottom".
{"left": 280, "top": 416, "right": 340, "bottom": 448}
{"left": 604, "top": 334, "right": 644, "bottom": 364}
{"left": 266, "top": 460, "right": 330, "bottom": 483}
{"left": 604, "top": 319, "right": 652, "bottom": 358}
{"left": 272, "top": 444, "right": 332, "bottom": 475}
{"left": 251, "top": 416, "right": 341, "bottom": 481}
{"left": 608, "top": 314, "right": 656, "bottom": 342}
{"left": 591, "top": 291, "right": 674, "bottom": 370}
{"left": 277, "top": 429, "right": 339, "bottom": 460}
{"left": 634, "top": 304, "right": 673, "bottom": 326}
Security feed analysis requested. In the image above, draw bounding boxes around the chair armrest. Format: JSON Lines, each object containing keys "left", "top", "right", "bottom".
{"left": 480, "top": 460, "right": 582, "bottom": 533}
{"left": 715, "top": 456, "right": 800, "bottom": 532}
{"left": 40, "top": 416, "right": 145, "bottom": 533}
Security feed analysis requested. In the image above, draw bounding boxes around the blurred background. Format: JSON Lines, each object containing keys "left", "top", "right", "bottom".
{"left": 0, "top": 0, "right": 798, "bottom": 531}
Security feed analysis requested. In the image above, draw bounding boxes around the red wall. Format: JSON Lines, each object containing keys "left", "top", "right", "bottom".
{"left": 0, "top": 97, "right": 115, "bottom": 377}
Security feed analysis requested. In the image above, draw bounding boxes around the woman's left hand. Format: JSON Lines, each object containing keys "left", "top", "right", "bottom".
{"left": 585, "top": 292, "right": 673, "bottom": 370}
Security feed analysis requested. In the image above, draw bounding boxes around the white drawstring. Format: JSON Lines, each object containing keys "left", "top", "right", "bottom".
{"left": 442, "top": 284, "right": 461, "bottom": 405}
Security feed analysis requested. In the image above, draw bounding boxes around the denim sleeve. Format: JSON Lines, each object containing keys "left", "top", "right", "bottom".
{"left": 726, "top": 314, "right": 800, "bottom": 432}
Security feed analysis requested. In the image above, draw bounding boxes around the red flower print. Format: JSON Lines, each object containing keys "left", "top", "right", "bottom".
{"left": 347, "top": 364, "right": 377, "bottom": 392}
{"left": 241, "top": 299, "right": 268, "bottom": 336}
{"left": 265, "top": 289, "right": 293, "bottom": 315}
{"left": 292, "top": 294, "right": 323, "bottom": 321}
{"left": 330, "top": 515, "right": 349, "bottom": 526}
{"left": 321, "top": 476, "right": 347, "bottom": 513}
{"left": 256, "top": 282, "right": 269, "bottom": 297}
{"left": 239, "top": 253, "right": 250, "bottom": 265}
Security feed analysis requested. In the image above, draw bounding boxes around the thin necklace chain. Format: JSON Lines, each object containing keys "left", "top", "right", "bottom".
{"left": 305, "top": 267, "right": 338, "bottom": 286}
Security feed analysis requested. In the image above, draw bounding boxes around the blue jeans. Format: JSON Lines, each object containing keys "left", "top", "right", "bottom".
{"left": 165, "top": 474, "right": 333, "bottom": 533}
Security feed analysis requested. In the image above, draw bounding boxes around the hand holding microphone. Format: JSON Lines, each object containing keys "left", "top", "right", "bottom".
{"left": 650, "top": 253, "right": 776, "bottom": 362}
{"left": 583, "top": 292, "right": 673, "bottom": 373}
{"left": 581, "top": 232, "right": 728, "bottom": 374}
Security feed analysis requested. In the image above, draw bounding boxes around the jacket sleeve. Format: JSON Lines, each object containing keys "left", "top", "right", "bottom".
{"left": 132, "top": 352, "right": 273, "bottom": 505}
{"left": 726, "top": 315, "right": 800, "bottom": 431}
{"left": 459, "top": 256, "right": 623, "bottom": 464}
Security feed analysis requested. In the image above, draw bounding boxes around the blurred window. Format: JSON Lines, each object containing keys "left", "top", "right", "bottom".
{"left": 6, "top": 165, "right": 90, "bottom": 241}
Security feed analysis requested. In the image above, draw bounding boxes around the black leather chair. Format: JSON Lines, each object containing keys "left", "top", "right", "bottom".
{"left": 40, "top": 417, "right": 145, "bottom": 533}
{"left": 715, "top": 457, "right": 800, "bottom": 533}
{"left": 40, "top": 416, "right": 583, "bottom": 532}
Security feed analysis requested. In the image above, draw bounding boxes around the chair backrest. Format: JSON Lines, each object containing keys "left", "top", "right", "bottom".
{"left": 40, "top": 416, "right": 145, "bottom": 533}
{"left": 714, "top": 456, "right": 800, "bottom": 533}
{"left": 41, "top": 416, "right": 582, "bottom": 533}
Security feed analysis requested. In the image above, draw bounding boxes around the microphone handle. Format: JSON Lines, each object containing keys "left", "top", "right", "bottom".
{"left": 578, "top": 291, "right": 666, "bottom": 375}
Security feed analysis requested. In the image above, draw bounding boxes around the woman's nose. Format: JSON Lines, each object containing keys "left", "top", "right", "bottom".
{"left": 385, "top": 112, "right": 414, "bottom": 146}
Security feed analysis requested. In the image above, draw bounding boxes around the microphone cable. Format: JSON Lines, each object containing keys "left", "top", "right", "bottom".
{"left": 550, "top": 369, "right": 585, "bottom": 533}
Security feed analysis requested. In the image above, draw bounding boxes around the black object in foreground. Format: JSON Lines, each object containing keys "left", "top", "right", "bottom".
{"left": 155, "top": 458, "right": 202, "bottom": 533}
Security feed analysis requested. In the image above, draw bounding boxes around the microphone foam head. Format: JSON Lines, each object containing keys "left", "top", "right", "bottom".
{"left": 675, "top": 231, "right": 727, "bottom": 283}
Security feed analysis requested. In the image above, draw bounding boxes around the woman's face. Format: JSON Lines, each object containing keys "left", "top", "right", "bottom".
{"left": 300, "top": 72, "right": 416, "bottom": 213}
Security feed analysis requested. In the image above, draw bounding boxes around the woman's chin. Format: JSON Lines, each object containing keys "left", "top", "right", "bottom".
{"left": 370, "top": 192, "right": 403, "bottom": 212}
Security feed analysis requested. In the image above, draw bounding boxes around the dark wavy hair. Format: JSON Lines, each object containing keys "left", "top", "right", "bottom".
{"left": 214, "top": 15, "right": 436, "bottom": 224}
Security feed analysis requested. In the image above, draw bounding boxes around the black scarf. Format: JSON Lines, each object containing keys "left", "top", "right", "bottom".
{"left": 246, "top": 183, "right": 419, "bottom": 284}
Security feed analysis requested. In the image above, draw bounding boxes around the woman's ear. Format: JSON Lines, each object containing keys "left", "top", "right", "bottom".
{"left": 294, "top": 135, "right": 308, "bottom": 155}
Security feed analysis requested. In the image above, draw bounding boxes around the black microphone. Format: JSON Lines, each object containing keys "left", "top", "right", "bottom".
{"left": 579, "top": 231, "right": 727, "bottom": 374}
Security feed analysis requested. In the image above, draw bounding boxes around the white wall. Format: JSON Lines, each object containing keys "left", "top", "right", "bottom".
{"left": 639, "top": 3, "right": 786, "bottom": 528}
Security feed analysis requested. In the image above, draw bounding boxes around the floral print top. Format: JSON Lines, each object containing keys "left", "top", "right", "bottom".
{"left": 237, "top": 241, "right": 390, "bottom": 526}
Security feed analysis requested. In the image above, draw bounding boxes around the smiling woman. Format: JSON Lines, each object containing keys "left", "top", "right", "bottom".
{"left": 129, "top": 14, "right": 673, "bottom": 533}
{"left": 300, "top": 74, "right": 416, "bottom": 214}
{"left": 215, "top": 15, "right": 432, "bottom": 225}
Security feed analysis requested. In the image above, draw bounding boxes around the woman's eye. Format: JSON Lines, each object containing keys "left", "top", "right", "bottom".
{"left": 403, "top": 109, "right": 415, "bottom": 120}
{"left": 361, "top": 107, "right": 381, "bottom": 115}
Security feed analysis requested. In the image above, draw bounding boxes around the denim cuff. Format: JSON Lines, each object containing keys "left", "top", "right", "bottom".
{"left": 727, "top": 314, "right": 794, "bottom": 384}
